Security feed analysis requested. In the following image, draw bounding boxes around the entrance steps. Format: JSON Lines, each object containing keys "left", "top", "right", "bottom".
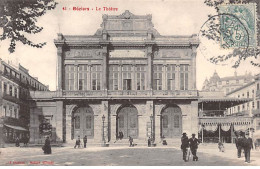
{"left": 62, "top": 138, "right": 181, "bottom": 147}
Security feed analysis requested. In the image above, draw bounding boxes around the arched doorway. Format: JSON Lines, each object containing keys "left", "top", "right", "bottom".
{"left": 117, "top": 105, "right": 138, "bottom": 139}
{"left": 72, "top": 106, "right": 94, "bottom": 139}
{"left": 161, "top": 105, "right": 182, "bottom": 138}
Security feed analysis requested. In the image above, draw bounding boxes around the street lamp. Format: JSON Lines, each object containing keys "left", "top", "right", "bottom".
{"left": 150, "top": 114, "right": 153, "bottom": 144}
{"left": 102, "top": 115, "right": 106, "bottom": 146}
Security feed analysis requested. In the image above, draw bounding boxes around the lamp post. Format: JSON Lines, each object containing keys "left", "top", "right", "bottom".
{"left": 150, "top": 114, "right": 153, "bottom": 143}
{"left": 102, "top": 115, "right": 106, "bottom": 146}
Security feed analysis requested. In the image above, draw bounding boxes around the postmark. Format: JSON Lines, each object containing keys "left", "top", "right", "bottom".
{"left": 219, "top": 3, "right": 257, "bottom": 49}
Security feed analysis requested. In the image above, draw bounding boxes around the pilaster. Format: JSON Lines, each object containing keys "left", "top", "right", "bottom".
{"left": 56, "top": 101, "right": 64, "bottom": 142}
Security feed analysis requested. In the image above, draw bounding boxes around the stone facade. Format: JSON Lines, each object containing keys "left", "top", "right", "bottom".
{"left": 29, "top": 11, "right": 200, "bottom": 145}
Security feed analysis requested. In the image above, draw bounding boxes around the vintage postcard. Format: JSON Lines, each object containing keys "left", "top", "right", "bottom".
{"left": 0, "top": 0, "right": 259, "bottom": 166}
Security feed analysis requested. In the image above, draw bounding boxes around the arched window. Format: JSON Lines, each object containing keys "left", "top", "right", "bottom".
{"left": 75, "top": 116, "right": 80, "bottom": 129}
{"left": 162, "top": 115, "right": 168, "bottom": 128}
{"left": 86, "top": 116, "right": 92, "bottom": 129}
{"left": 174, "top": 115, "right": 180, "bottom": 128}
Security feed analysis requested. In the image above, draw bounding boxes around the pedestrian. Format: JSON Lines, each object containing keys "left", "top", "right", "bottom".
{"left": 74, "top": 136, "right": 81, "bottom": 148}
{"left": 129, "top": 136, "right": 133, "bottom": 147}
{"left": 42, "top": 136, "right": 52, "bottom": 154}
{"left": 236, "top": 132, "right": 243, "bottom": 158}
{"left": 148, "top": 137, "right": 151, "bottom": 147}
{"left": 23, "top": 135, "right": 29, "bottom": 147}
{"left": 15, "top": 136, "right": 20, "bottom": 147}
{"left": 83, "top": 135, "right": 87, "bottom": 148}
{"left": 242, "top": 133, "right": 253, "bottom": 163}
{"left": 181, "top": 133, "right": 189, "bottom": 162}
{"left": 119, "top": 131, "right": 124, "bottom": 140}
{"left": 188, "top": 133, "right": 201, "bottom": 161}
{"left": 218, "top": 141, "right": 225, "bottom": 152}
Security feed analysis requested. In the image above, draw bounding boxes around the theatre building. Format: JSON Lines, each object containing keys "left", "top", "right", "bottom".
{"left": 29, "top": 11, "right": 200, "bottom": 144}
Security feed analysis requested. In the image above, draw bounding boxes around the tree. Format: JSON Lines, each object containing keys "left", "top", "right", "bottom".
{"left": 202, "top": 0, "right": 260, "bottom": 67}
{"left": 0, "top": 0, "right": 57, "bottom": 53}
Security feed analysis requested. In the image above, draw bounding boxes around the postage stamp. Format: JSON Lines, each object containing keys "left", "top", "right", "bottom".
{"left": 219, "top": 3, "right": 257, "bottom": 49}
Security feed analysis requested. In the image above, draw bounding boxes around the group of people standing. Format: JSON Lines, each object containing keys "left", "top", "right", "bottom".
{"left": 15, "top": 135, "right": 29, "bottom": 147}
{"left": 181, "top": 133, "right": 201, "bottom": 162}
{"left": 235, "top": 131, "right": 254, "bottom": 163}
{"left": 74, "top": 135, "right": 88, "bottom": 148}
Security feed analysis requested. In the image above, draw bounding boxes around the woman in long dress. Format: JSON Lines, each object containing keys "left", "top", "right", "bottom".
{"left": 43, "top": 136, "right": 52, "bottom": 154}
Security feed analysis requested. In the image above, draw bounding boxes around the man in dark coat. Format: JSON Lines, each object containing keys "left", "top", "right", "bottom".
{"left": 74, "top": 136, "right": 81, "bottom": 148}
{"left": 188, "top": 133, "right": 201, "bottom": 161}
{"left": 83, "top": 135, "right": 87, "bottom": 148}
{"left": 181, "top": 133, "right": 189, "bottom": 162}
{"left": 43, "top": 136, "right": 52, "bottom": 154}
{"left": 148, "top": 137, "right": 151, "bottom": 147}
{"left": 235, "top": 132, "right": 243, "bottom": 158}
{"left": 243, "top": 133, "right": 254, "bottom": 163}
{"left": 129, "top": 136, "right": 133, "bottom": 147}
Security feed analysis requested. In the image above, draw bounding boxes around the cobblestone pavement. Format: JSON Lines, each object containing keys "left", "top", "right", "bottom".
{"left": 0, "top": 144, "right": 259, "bottom": 166}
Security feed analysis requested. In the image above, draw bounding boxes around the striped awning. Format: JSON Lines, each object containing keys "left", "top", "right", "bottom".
{"left": 199, "top": 116, "right": 252, "bottom": 125}
{"left": 199, "top": 97, "right": 252, "bottom": 103}
{"left": 4, "top": 124, "right": 28, "bottom": 131}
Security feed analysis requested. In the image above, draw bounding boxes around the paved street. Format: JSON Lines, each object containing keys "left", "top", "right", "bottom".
{"left": 0, "top": 144, "right": 259, "bottom": 166}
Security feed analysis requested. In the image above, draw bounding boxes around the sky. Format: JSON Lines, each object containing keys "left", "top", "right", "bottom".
{"left": 0, "top": 0, "right": 259, "bottom": 91}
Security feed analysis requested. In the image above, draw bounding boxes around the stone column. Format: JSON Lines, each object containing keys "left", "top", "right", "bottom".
{"left": 94, "top": 114, "right": 102, "bottom": 143}
{"left": 190, "top": 101, "right": 199, "bottom": 135}
{"left": 65, "top": 105, "right": 73, "bottom": 143}
{"left": 56, "top": 101, "right": 64, "bottom": 143}
{"left": 56, "top": 34, "right": 64, "bottom": 90}
{"left": 154, "top": 105, "right": 161, "bottom": 143}
{"left": 102, "top": 46, "right": 108, "bottom": 91}
{"left": 175, "top": 64, "right": 180, "bottom": 90}
{"left": 147, "top": 46, "right": 153, "bottom": 90}
{"left": 191, "top": 46, "right": 197, "bottom": 90}
{"left": 101, "top": 101, "right": 109, "bottom": 141}
{"left": 110, "top": 114, "right": 117, "bottom": 143}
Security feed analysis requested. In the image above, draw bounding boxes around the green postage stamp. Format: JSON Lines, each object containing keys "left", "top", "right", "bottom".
{"left": 219, "top": 3, "right": 257, "bottom": 49}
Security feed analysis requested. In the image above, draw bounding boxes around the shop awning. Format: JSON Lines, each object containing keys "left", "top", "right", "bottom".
{"left": 4, "top": 124, "right": 28, "bottom": 131}
{"left": 198, "top": 97, "right": 252, "bottom": 109}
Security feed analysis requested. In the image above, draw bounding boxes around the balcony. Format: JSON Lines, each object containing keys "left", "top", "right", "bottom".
{"left": 29, "top": 90, "right": 198, "bottom": 100}
{"left": 29, "top": 91, "right": 57, "bottom": 99}
{"left": 2, "top": 93, "right": 21, "bottom": 104}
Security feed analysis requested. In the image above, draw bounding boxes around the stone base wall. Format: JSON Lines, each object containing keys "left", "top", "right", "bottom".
{"left": 30, "top": 100, "right": 199, "bottom": 144}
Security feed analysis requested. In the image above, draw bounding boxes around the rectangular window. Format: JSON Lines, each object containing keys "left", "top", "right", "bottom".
{"left": 180, "top": 65, "right": 189, "bottom": 90}
{"left": 3, "top": 106, "right": 7, "bottom": 116}
{"left": 14, "top": 108, "right": 17, "bottom": 118}
{"left": 122, "top": 65, "right": 132, "bottom": 90}
{"left": 257, "top": 83, "right": 260, "bottom": 90}
{"left": 9, "top": 85, "right": 13, "bottom": 96}
{"left": 136, "top": 65, "right": 146, "bottom": 90}
{"left": 14, "top": 88, "right": 17, "bottom": 98}
{"left": 9, "top": 107, "right": 12, "bottom": 117}
{"left": 257, "top": 101, "right": 260, "bottom": 110}
{"left": 153, "top": 65, "right": 163, "bottom": 90}
{"left": 252, "top": 102, "right": 255, "bottom": 109}
{"left": 91, "top": 65, "right": 101, "bottom": 90}
{"left": 166, "top": 64, "right": 176, "bottom": 90}
{"left": 247, "top": 91, "right": 249, "bottom": 98}
{"left": 109, "top": 65, "right": 119, "bottom": 90}
{"left": 65, "top": 65, "right": 76, "bottom": 90}
{"left": 78, "top": 65, "right": 88, "bottom": 90}
{"left": 3, "top": 82, "right": 7, "bottom": 94}
{"left": 226, "top": 80, "right": 229, "bottom": 84}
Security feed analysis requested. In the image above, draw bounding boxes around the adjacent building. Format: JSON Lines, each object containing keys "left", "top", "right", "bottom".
{"left": 202, "top": 71, "right": 254, "bottom": 95}
{"left": 0, "top": 58, "right": 49, "bottom": 143}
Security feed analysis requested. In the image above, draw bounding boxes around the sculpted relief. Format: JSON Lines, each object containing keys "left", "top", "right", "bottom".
{"left": 64, "top": 49, "right": 102, "bottom": 58}
{"left": 154, "top": 49, "right": 192, "bottom": 58}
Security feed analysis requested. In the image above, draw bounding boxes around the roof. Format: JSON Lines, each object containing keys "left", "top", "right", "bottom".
{"left": 226, "top": 81, "right": 255, "bottom": 96}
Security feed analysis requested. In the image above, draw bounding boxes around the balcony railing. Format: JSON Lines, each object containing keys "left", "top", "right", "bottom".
{"left": 29, "top": 91, "right": 57, "bottom": 99}
{"left": 29, "top": 90, "right": 198, "bottom": 99}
